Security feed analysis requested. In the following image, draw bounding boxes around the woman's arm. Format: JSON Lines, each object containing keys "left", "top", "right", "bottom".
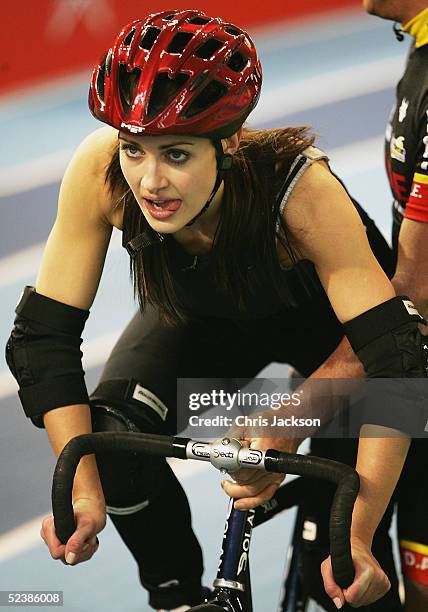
{"left": 37, "top": 127, "right": 116, "bottom": 496}
{"left": 285, "top": 160, "right": 396, "bottom": 320}
{"left": 36, "top": 126, "right": 116, "bottom": 308}
{"left": 9, "top": 127, "right": 119, "bottom": 564}
{"left": 224, "top": 161, "right": 424, "bottom": 607}
{"left": 287, "top": 161, "right": 419, "bottom": 607}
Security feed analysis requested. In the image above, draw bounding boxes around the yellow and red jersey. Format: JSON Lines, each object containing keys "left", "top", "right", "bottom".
{"left": 385, "top": 8, "right": 428, "bottom": 224}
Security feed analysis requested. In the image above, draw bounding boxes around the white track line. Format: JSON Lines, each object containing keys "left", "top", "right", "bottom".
{"left": 0, "top": 149, "right": 74, "bottom": 198}
{"left": 0, "top": 462, "right": 210, "bottom": 563}
{"left": 328, "top": 135, "right": 384, "bottom": 176}
{"left": 249, "top": 56, "right": 404, "bottom": 125}
{"left": 253, "top": 9, "right": 383, "bottom": 51}
{"left": 0, "top": 228, "right": 122, "bottom": 290}
{"left": 0, "top": 515, "right": 47, "bottom": 562}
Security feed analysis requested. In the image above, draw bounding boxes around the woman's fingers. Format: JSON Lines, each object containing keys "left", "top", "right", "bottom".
{"left": 343, "top": 565, "right": 390, "bottom": 607}
{"left": 40, "top": 513, "right": 101, "bottom": 566}
{"left": 221, "top": 474, "right": 284, "bottom": 509}
{"left": 222, "top": 473, "right": 282, "bottom": 497}
{"left": 320, "top": 557, "right": 345, "bottom": 609}
{"left": 40, "top": 516, "right": 66, "bottom": 561}
{"left": 228, "top": 467, "right": 267, "bottom": 485}
{"left": 64, "top": 531, "right": 99, "bottom": 565}
{"left": 321, "top": 549, "right": 391, "bottom": 609}
{"left": 233, "top": 482, "right": 282, "bottom": 510}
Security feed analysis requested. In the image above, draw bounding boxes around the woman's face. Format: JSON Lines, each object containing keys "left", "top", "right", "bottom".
{"left": 118, "top": 132, "right": 219, "bottom": 232}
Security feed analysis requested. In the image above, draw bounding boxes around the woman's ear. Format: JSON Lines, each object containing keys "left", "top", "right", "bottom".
{"left": 222, "top": 127, "right": 242, "bottom": 154}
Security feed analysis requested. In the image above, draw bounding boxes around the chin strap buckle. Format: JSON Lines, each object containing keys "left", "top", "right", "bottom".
{"left": 124, "top": 230, "right": 165, "bottom": 258}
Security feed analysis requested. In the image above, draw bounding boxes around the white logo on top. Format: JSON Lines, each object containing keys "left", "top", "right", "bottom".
{"left": 121, "top": 122, "right": 145, "bottom": 134}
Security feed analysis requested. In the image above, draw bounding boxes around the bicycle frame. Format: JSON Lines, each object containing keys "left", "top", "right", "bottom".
{"left": 196, "top": 479, "right": 308, "bottom": 611}
{"left": 198, "top": 502, "right": 255, "bottom": 611}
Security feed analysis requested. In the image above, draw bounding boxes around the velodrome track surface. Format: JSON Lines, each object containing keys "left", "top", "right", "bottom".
{"left": 0, "top": 9, "right": 408, "bottom": 610}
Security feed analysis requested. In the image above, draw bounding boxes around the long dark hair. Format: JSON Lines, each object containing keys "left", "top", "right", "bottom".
{"left": 106, "top": 126, "right": 316, "bottom": 325}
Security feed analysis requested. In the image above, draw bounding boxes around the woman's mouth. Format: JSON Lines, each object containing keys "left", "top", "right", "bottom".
{"left": 143, "top": 198, "right": 182, "bottom": 220}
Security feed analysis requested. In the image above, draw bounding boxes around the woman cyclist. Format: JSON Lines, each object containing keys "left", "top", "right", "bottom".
{"left": 6, "top": 9, "right": 427, "bottom": 612}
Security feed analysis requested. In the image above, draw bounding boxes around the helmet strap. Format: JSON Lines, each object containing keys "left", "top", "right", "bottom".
{"left": 185, "top": 140, "right": 232, "bottom": 227}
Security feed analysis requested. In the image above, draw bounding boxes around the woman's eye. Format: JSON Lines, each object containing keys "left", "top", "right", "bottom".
{"left": 120, "top": 143, "right": 141, "bottom": 158}
{"left": 167, "top": 149, "right": 189, "bottom": 164}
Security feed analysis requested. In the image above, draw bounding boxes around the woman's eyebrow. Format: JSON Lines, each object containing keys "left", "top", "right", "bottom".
{"left": 158, "top": 142, "right": 195, "bottom": 149}
{"left": 118, "top": 135, "right": 194, "bottom": 149}
{"left": 118, "top": 135, "right": 139, "bottom": 146}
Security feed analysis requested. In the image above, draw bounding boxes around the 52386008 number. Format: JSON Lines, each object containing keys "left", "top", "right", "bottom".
{"left": 0, "top": 591, "right": 63, "bottom": 606}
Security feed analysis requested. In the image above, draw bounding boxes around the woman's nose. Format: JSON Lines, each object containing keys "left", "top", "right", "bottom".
{"left": 140, "top": 160, "right": 168, "bottom": 194}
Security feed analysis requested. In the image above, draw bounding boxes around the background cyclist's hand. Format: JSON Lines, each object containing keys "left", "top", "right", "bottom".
{"left": 320, "top": 536, "right": 391, "bottom": 608}
{"left": 221, "top": 412, "right": 303, "bottom": 509}
{"left": 40, "top": 497, "right": 106, "bottom": 565}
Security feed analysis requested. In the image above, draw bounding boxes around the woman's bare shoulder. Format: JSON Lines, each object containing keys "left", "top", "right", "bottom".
{"left": 73, "top": 125, "right": 118, "bottom": 165}
{"left": 282, "top": 159, "right": 366, "bottom": 261}
{"left": 63, "top": 126, "right": 124, "bottom": 228}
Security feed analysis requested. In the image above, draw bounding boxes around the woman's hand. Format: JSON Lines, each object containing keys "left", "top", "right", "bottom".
{"left": 40, "top": 497, "right": 106, "bottom": 565}
{"left": 321, "top": 536, "right": 391, "bottom": 609}
{"left": 220, "top": 411, "right": 303, "bottom": 509}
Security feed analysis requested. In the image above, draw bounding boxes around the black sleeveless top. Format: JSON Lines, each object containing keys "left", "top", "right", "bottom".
{"left": 122, "top": 147, "right": 334, "bottom": 320}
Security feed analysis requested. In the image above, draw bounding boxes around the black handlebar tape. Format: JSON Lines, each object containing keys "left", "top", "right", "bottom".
{"left": 52, "top": 432, "right": 182, "bottom": 544}
{"left": 264, "top": 451, "right": 359, "bottom": 589}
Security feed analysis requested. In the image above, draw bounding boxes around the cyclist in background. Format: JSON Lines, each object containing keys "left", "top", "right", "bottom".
{"left": 5, "top": 9, "right": 427, "bottom": 612}
{"left": 367, "top": 1, "right": 428, "bottom": 608}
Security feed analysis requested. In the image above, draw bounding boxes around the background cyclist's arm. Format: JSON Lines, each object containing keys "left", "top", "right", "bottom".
{"left": 391, "top": 217, "right": 428, "bottom": 329}
{"left": 37, "top": 126, "right": 117, "bottom": 505}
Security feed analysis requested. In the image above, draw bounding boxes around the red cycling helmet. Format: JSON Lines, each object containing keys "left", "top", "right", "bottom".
{"left": 89, "top": 9, "right": 262, "bottom": 138}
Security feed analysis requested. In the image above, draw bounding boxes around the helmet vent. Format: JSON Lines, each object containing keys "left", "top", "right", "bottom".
{"left": 163, "top": 14, "right": 176, "bottom": 21}
{"left": 195, "top": 38, "right": 224, "bottom": 59}
{"left": 167, "top": 31, "right": 194, "bottom": 53}
{"left": 147, "top": 72, "right": 190, "bottom": 120}
{"left": 184, "top": 80, "right": 228, "bottom": 118}
{"left": 225, "top": 26, "right": 241, "bottom": 36}
{"left": 118, "top": 64, "right": 142, "bottom": 114}
{"left": 105, "top": 48, "right": 113, "bottom": 77}
{"left": 95, "top": 61, "right": 106, "bottom": 104}
{"left": 123, "top": 28, "right": 136, "bottom": 46}
{"left": 187, "top": 16, "right": 211, "bottom": 25}
{"left": 227, "top": 51, "right": 248, "bottom": 73}
{"left": 189, "top": 69, "right": 210, "bottom": 92}
{"left": 140, "top": 27, "right": 161, "bottom": 50}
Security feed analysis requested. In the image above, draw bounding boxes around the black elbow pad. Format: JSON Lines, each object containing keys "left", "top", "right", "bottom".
{"left": 344, "top": 296, "right": 428, "bottom": 436}
{"left": 5, "top": 286, "right": 90, "bottom": 428}
{"left": 344, "top": 296, "right": 427, "bottom": 378}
